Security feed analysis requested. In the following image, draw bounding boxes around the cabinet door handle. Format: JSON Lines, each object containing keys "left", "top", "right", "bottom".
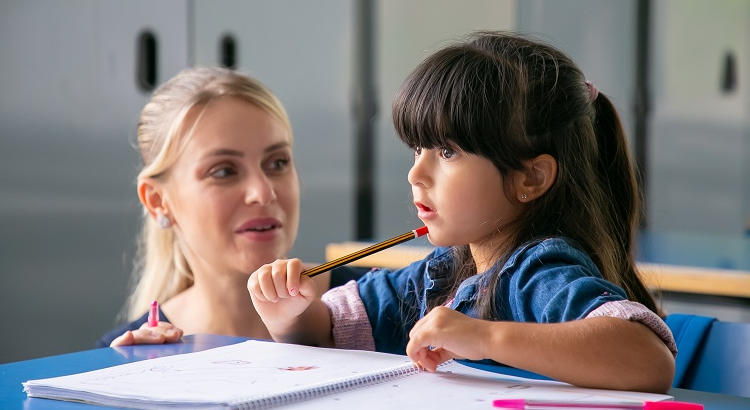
{"left": 220, "top": 33, "right": 237, "bottom": 69}
{"left": 720, "top": 50, "right": 737, "bottom": 94}
{"left": 136, "top": 30, "right": 158, "bottom": 92}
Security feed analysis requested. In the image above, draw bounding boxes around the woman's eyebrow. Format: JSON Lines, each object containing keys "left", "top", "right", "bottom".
{"left": 263, "top": 142, "right": 290, "bottom": 153}
{"left": 203, "top": 142, "right": 289, "bottom": 159}
{"left": 203, "top": 148, "right": 244, "bottom": 159}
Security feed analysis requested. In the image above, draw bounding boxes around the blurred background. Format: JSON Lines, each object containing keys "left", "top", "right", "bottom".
{"left": 1, "top": 0, "right": 749, "bottom": 363}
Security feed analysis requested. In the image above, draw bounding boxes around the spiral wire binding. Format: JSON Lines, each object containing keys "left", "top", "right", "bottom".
{"left": 231, "top": 361, "right": 452, "bottom": 409}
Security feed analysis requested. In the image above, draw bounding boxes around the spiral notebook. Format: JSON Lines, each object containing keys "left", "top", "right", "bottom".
{"left": 23, "top": 340, "right": 672, "bottom": 409}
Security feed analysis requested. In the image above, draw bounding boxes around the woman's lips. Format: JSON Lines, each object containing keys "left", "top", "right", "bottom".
{"left": 235, "top": 217, "right": 283, "bottom": 242}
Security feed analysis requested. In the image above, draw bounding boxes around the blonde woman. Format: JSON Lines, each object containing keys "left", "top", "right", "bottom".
{"left": 98, "top": 67, "right": 339, "bottom": 346}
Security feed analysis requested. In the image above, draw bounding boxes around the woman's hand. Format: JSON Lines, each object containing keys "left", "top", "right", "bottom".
{"left": 406, "top": 306, "right": 490, "bottom": 371}
{"left": 247, "top": 258, "right": 318, "bottom": 330}
{"left": 109, "top": 322, "right": 183, "bottom": 347}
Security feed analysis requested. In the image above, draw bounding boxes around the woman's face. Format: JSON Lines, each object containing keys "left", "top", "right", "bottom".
{"left": 163, "top": 97, "right": 299, "bottom": 277}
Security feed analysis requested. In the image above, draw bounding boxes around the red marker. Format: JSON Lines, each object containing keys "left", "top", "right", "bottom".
{"left": 148, "top": 300, "right": 159, "bottom": 327}
{"left": 302, "top": 226, "right": 429, "bottom": 278}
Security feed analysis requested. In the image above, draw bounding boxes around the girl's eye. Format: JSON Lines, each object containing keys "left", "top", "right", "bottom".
{"left": 440, "top": 146, "right": 456, "bottom": 159}
{"left": 209, "top": 166, "right": 237, "bottom": 179}
{"left": 414, "top": 147, "right": 422, "bottom": 156}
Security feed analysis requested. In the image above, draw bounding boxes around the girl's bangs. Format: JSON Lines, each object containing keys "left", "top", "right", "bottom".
{"left": 391, "top": 49, "right": 470, "bottom": 151}
{"left": 391, "top": 47, "right": 499, "bottom": 157}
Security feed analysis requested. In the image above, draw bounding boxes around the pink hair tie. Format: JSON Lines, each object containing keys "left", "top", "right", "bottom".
{"left": 585, "top": 80, "right": 599, "bottom": 102}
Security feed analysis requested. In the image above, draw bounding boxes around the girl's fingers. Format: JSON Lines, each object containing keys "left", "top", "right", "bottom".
{"left": 408, "top": 344, "right": 426, "bottom": 364}
{"left": 406, "top": 322, "right": 434, "bottom": 356}
{"left": 426, "top": 348, "right": 454, "bottom": 370}
{"left": 409, "top": 346, "right": 452, "bottom": 372}
{"left": 419, "top": 351, "right": 438, "bottom": 372}
{"left": 298, "top": 275, "right": 317, "bottom": 298}
{"left": 286, "top": 259, "right": 302, "bottom": 297}
{"left": 258, "top": 265, "right": 279, "bottom": 302}
{"left": 405, "top": 333, "right": 426, "bottom": 363}
{"left": 247, "top": 272, "right": 267, "bottom": 303}
{"left": 271, "top": 260, "right": 290, "bottom": 299}
{"left": 408, "top": 318, "right": 424, "bottom": 340}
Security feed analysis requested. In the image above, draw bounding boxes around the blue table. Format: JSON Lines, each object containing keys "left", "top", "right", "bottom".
{"left": 2, "top": 335, "right": 748, "bottom": 410}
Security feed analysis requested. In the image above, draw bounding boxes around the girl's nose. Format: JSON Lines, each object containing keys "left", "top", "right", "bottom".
{"left": 244, "top": 173, "right": 277, "bottom": 206}
{"left": 407, "top": 151, "right": 431, "bottom": 188}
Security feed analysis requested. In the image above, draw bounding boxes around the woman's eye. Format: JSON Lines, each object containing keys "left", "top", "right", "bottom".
{"left": 267, "top": 157, "right": 290, "bottom": 173}
{"left": 209, "top": 166, "right": 237, "bottom": 178}
{"left": 414, "top": 147, "right": 422, "bottom": 156}
{"left": 440, "top": 147, "right": 456, "bottom": 159}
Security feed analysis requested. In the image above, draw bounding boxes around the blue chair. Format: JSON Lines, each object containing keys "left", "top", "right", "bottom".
{"left": 666, "top": 314, "right": 750, "bottom": 398}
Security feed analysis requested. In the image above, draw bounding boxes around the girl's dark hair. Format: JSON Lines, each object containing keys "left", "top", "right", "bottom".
{"left": 392, "top": 31, "right": 657, "bottom": 317}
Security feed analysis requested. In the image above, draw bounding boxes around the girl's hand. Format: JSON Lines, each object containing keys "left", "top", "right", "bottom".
{"left": 405, "top": 306, "right": 490, "bottom": 372}
{"left": 109, "top": 322, "right": 183, "bottom": 347}
{"left": 247, "top": 258, "right": 318, "bottom": 328}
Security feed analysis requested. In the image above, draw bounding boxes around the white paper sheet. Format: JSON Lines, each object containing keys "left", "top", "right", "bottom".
{"left": 286, "top": 361, "right": 672, "bottom": 409}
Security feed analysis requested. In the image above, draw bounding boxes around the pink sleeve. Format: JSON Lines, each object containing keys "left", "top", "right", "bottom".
{"left": 321, "top": 280, "right": 376, "bottom": 351}
{"left": 586, "top": 300, "right": 677, "bottom": 356}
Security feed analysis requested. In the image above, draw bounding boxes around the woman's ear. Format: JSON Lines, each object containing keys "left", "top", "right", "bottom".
{"left": 513, "top": 154, "right": 558, "bottom": 203}
{"left": 137, "top": 178, "right": 169, "bottom": 220}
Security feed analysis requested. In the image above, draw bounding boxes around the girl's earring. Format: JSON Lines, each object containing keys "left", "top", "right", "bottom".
{"left": 520, "top": 193, "right": 528, "bottom": 201}
{"left": 156, "top": 210, "right": 171, "bottom": 229}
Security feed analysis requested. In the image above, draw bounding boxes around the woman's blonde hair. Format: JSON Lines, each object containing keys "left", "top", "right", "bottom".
{"left": 125, "top": 67, "right": 291, "bottom": 320}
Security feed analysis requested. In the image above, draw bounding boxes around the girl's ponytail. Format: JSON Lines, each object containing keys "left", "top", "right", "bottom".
{"left": 591, "top": 93, "right": 657, "bottom": 314}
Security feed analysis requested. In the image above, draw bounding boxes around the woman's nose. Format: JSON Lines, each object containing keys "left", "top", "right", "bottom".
{"left": 244, "top": 173, "right": 277, "bottom": 206}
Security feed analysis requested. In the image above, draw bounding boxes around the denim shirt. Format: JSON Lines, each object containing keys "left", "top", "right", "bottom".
{"left": 356, "top": 237, "right": 628, "bottom": 355}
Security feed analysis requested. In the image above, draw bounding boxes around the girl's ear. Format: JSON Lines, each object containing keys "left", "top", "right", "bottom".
{"left": 137, "top": 178, "right": 169, "bottom": 220}
{"left": 514, "top": 154, "right": 558, "bottom": 202}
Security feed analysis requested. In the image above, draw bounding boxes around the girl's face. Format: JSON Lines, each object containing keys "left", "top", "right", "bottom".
{"left": 164, "top": 97, "right": 299, "bottom": 277}
{"left": 408, "top": 144, "right": 521, "bottom": 254}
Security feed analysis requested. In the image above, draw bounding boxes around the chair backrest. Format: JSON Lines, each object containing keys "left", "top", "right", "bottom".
{"left": 666, "top": 314, "right": 750, "bottom": 398}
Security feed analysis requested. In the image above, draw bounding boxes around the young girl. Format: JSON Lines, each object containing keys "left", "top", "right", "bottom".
{"left": 247, "top": 32, "right": 676, "bottom": 393}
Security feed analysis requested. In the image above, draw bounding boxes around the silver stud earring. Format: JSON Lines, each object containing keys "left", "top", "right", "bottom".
{"left": 156, "top": 210, "right": 171, "bottom": 229}
{"left": 520, "top": 193, "right": 528, "bottom": 201}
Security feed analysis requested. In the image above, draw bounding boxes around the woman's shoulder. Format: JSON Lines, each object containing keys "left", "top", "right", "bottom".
{"left": 95, "top": 307, "right": 169, "bottom": 348}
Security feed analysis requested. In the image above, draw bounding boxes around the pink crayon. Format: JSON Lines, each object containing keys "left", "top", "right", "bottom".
{"left": 148, "top": 300, "right": 159, "bottom": 327}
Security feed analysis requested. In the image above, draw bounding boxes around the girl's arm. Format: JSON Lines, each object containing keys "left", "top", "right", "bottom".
{"left": 406, "top": 307, "right": 674, "bottom": 393}
{"left": 248, "top": 258, "right": 334, "bottom": 347}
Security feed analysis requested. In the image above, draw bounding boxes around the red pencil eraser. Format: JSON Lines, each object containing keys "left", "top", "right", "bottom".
{"left": 414, "top": 226, "right": 429, "bottom": 237}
